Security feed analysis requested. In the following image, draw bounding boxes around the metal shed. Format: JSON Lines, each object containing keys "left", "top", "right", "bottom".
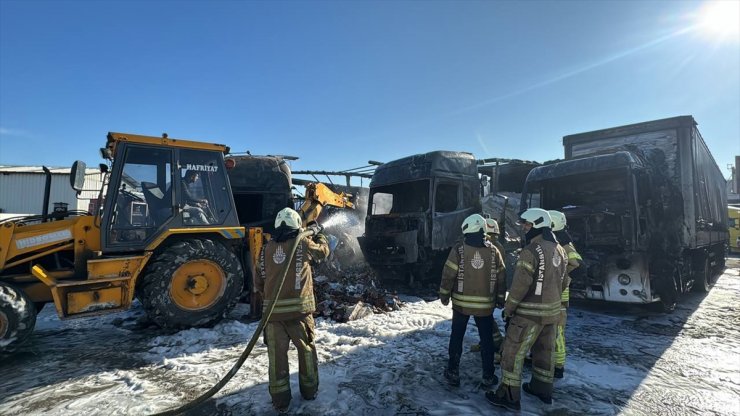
{"left": 0, "top": 166, "right": 103, "bottom": 217}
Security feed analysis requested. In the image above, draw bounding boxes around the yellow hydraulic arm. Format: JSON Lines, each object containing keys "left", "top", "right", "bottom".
{"left": 299, "top": 182, "right": 354, "bottom": 226}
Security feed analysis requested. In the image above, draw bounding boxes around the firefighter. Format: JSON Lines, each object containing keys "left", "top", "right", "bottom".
{"left": 486, "top": 208, "right": 567, "bottom": 411}
{"left": 548, "top": 210, "right": 582, "bottom": 379}
{"left": 256, "top": 207, "right": 330, "bottom": 413}
{"left": 470, "top": 217, "right": 507, "bottom": 356}
{"left": 439, "top": 214, "right": 507, "bottom": 388}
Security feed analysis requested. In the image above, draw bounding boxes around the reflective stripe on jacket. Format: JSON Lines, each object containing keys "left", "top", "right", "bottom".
{"left": 257, "top": 233, "right": 329, "bottom": 321}
{"left": 439, "top": 241, "right": 507, "bottom": 316}
{"left": 504, "top": 235, "right": 567, "bottom": 325}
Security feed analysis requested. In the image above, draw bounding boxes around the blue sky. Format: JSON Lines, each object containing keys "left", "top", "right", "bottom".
{"left": 1, "top": 0, "right": 738, "bottom": 185}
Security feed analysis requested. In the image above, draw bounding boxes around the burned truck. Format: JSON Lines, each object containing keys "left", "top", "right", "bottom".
{"left": 226, "top": 155, "right": 293, "bottom": 233}
{"left": 520, "top": 116, "right": 728, "bottom": 311}
{"left": 359, "top": 151, "right": 480, "bottom": 283}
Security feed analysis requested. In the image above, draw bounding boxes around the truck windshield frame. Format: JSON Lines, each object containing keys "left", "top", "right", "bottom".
{"left": 369, "top": 180, "right": 430, "bottom": 216}
{"left": 541, "top": 168, "right": 631, "bottom": 212}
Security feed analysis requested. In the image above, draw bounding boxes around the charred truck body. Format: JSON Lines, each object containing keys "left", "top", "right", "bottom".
{"left": 226, "top": 155, "right": 293, "bottom": 233}
{"left": 521, "top": 116, "right": 728, "bottom": 310}
{"left": 359, "top": 151, "right": 480, "bottom": 283}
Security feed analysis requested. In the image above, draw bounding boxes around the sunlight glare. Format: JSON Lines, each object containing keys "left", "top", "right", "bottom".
{"left": 697, "top": 0, "right": 740, "bottom": 40}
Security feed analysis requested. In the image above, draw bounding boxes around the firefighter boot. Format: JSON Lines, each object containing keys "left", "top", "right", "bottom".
{"left": 444, "top": 368, "right": 460, "bottom": 387}
{"left": 480, "top": 373, "right": 499, "bottom": 388}
{"left": 486, "top": 384, "right": 521, "bottom": 411}
{"left": 444, "top": 355, "right": 461, "bottom": 387}
{"left": 523, "top": 379, "right": 553, "bottom": 404}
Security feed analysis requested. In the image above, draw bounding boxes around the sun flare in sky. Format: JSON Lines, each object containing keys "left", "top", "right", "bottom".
{"left": 696, "top": 0, "right": 740, "bottom": 40}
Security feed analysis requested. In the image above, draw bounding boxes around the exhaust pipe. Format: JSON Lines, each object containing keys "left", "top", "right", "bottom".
{"left": 42, "top": 166, "right": 51, "bottom": 222}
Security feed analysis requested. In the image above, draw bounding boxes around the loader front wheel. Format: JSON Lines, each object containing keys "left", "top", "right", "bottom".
{"left": 0, "top": 282, "right": 37, "bottom": 352}
{"left": 137, "top": 239, "right": 244, "bottom": 328}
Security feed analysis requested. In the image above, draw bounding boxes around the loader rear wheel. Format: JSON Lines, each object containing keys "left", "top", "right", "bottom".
{"left": 0, "top": 283, "right": 37, "bottom": 352}
{"left": 137, "top": 239, "right": 244, "bottom": 328}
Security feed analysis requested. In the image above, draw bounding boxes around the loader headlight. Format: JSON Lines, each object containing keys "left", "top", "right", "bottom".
{"left": 618, "top": 274, "right": 631, "bottom": 285}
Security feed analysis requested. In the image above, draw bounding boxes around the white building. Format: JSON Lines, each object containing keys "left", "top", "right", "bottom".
{"left": 0, "top": 166, "right": 104, "bottom": 218}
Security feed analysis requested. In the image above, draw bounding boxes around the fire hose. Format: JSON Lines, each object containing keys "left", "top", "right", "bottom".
{"left": 151, "top": 228, "right": 317, "bottom": 416}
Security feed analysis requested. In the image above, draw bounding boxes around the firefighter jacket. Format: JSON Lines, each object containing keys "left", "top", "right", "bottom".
{"left": 560, "top": 242, "right": 582, "bottom": 307}
{"left": 439, "top": 241, "right": 507, "bottom": 317}
{"left": 504, "top": 234, "right": 567, "bottom": 325}
{"left": 257, "top": 233, "right": 330, "bottom": 321}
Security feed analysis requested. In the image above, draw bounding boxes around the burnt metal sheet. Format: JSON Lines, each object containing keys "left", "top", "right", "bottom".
{"left": 371, "top": 151, "right": 477, "bottom": 187}
{"left": 431, "top": 209, "right": 473, "bottom": 250}
{"left": 226, "top": 155, "right": 293, "bottom": 232}
{"left": 563, "top": 115, "right": 694, "bottom": 159}
{"left": 526, "top": 151, "right": 642, "bottom": 183}
{"left": 691, "top": 128, "right": 729, "bottom": 245}
{"left": 226, "top": 155, "right": 292, "bottom": 193}
{"left": 478, "top": 161, "right": 540, "bottom": 193}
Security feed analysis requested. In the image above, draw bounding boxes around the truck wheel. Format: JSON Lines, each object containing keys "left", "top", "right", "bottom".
{"left": 652, "top": 266, "right": 678, "bottom": 313}
{"left": 692, "top": 256, "right": 711, "bottom": 293}
{"left": 0, "top": 283, "right": 37, "bottom": 352}
{"left": 137, "top": 239, "right": 244, "bottom": 328}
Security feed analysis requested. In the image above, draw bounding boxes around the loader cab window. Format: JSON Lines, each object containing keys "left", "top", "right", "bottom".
{"left": 108, "top": 147, "right": 173, "bottom": 244}
{"left": 178, "top": 149, "right": 231, "bottom": 225}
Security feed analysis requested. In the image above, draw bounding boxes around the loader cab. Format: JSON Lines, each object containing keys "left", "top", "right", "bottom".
{"left": 100, "top": 133, "right": 239, "bottom": 253}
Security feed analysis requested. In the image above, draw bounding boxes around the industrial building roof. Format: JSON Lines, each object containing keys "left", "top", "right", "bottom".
{"left": 0, "top": 166, "right": 101, "bottom": 174}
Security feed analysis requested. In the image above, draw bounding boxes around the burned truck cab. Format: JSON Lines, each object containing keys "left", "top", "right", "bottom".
{"left": 359, "top": 151, "right": 480, "bottom": 282}
{"left": 522, "top": 151, "right": 653, "bottom": 303}
{"left": 521, "top": 116, "right": 728, "bottom": 311}
{"left": 225, "top": 155, "right": 293, "bottom": 233}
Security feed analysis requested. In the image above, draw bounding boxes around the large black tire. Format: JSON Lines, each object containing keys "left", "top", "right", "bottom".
{"left": 652, "top": 266, "right": 678, "bottom": 313}
{"left": 136, "top": 239, "right": 244, "bottom": 328}
{"left": 0, "top": 283, "right": 37, "bottom": 352}
{"left": 692, "top": 255, "right": 711, "bottom": 293}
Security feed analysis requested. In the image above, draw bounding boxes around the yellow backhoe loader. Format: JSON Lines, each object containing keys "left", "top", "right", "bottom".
{"left": 0, "top": 132, "right": 353, "bottom": 352}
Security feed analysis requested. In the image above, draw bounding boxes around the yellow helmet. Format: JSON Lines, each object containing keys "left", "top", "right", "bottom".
{"left": 275, "top": 207, "right": 302, "bottom": 229}
{"left": 485, "top": 218, "right": 500, "bottom": 234}
{"left": 548, "top": 210, "right": 566, "bottom": 232}
{"left": 518, "top": 208, "right": 551, "bottom": 229}
{"left": 461, "top": 214, "right": 487, "bottom": 234}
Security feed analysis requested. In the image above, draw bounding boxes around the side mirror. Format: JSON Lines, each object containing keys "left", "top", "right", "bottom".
{"left": 98, "top": 163, "right": 109, "bottom": 173}
{"left": 70, "top": 160, "right": 86, "bottom": 192}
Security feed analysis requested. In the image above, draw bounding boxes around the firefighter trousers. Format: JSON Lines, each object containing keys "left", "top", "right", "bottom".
{"left": 497, "top": 315, "right": 556, "bottom": 401}
{"left": 554, "top": 308, "right": 567, "bottom": 369}
{"left": 266, "top": 314, "right": 319, "bottom": 409}
{"left": 448, "top": 309, "right": 495, "bottom": 378}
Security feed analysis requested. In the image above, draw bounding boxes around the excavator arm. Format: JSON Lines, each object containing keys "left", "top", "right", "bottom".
{"left": 299, "top": 182, "right": 354, "bottom": 226}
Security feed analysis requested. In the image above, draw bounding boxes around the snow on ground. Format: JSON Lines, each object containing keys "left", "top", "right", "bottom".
{"left": 1, "top": 259, "right": 740, "bottom": 416}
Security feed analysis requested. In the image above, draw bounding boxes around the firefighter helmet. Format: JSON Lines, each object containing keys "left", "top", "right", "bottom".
{"left": 485, "top": 218, "right": 500, "bottom": 235}
{"left": 548, "top": 210, "right": 566, "bottom": 232}
{"left": 275, "top": 207, "right": 302, "bottom": 230}
{"left": 518, "top": 208, "right": 551, "bottom": 229}
{"left": 461, "top": 214, "right": 487, "bottom": 234}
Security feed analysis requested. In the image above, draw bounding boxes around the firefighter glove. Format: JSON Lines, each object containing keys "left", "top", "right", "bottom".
{"left": 307, "top": 221, "right": 323, "bottom": 235}
{"left": 441, "top": 296, "right": 450, "bottom": 306}
{"left": 502, "top": 308, "right": 513, "bottom": 321}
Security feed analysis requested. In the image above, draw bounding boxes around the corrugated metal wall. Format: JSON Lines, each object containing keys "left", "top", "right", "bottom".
{"left": 0, "top": 171, "right": 103, "bottom": 214}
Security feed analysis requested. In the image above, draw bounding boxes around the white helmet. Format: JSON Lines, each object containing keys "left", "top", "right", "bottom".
{"left": 461, "top": 214, "right": 487, "bottom": 234}
{"left": 275, "top": 207, "right": 302, "bottom": 230}
{"left": 485, "top": 218, "right": 500, "bottom": 235}
{"left": 518, "top": 208, "right": 552, "bottom": 229}
{"left": 548, "top": 210, "right": 566, "bottom": 232}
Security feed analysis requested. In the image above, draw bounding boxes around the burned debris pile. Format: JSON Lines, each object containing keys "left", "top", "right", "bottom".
{"left": 313, "top": 262, "right": 403, "bottom": 323}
